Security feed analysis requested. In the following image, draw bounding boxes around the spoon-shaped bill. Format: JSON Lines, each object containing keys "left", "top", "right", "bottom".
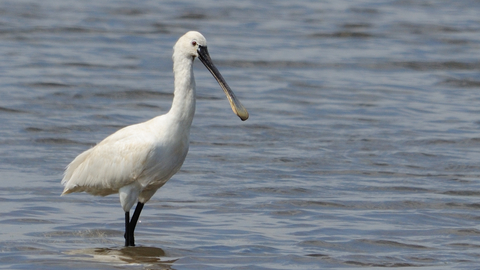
{"left": 197, "top": 46, "right": 249, "bottom": 121}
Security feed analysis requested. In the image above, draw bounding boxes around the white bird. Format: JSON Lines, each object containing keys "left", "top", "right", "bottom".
{"left": 61, "top": 31, "right": 248, "bottom": 247}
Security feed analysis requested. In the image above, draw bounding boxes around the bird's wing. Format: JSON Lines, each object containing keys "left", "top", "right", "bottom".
{"left": 61, "top": 124, "right": 155, "bottom": 196}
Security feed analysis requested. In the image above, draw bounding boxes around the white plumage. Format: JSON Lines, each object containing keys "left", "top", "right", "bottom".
{"left": 61, "top": 31, "right": 248, "bottom": 246}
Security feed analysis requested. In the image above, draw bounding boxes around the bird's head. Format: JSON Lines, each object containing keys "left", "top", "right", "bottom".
{"left": 173, "top": 31, "right": 249, "bottom": 121}
{"left": 173, "top": 31, "right": 208, "bottom": 60}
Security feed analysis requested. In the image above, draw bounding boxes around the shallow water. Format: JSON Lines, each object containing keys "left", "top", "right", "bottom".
{"left": 1, "top": 0, "right": 480, "bottom": 269}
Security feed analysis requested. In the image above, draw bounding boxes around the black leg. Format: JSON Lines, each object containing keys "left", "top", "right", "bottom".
{"left": 130, "top": 202, "right": 144, "bottom": 233}
{"left": 127, "top": 202, "right": 144, "bottom": 246}
{"left": 125, "top": 211, "right": 131, "bottom": 247}
{"left": 124, "top": 202, "right": 145, "bottom": 247}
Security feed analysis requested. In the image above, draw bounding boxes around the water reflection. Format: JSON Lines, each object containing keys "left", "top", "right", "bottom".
{"left": 65, "top": 246, "right": 177, "bottom": 268}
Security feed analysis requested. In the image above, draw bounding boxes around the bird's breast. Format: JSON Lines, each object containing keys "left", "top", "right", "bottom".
{"left": 137, "top": 122, "right": 190, "bottom": 188}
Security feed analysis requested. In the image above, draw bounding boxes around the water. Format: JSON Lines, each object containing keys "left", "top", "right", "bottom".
{"left": 1, "top": 0, "right": 480, "bottom": 269}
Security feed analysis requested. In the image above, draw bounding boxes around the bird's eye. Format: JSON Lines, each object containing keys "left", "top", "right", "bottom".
{"left": 192, "top": 41, "right": 197, "bottom": 46}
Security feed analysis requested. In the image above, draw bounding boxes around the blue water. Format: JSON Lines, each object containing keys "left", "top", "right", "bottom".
{"left": 1, "top": 0, "right": 480, "bottom": 269}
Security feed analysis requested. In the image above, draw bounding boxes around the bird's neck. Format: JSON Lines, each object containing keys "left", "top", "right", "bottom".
{"left": 168, "top": 56, "right": 196, "bottom": 127}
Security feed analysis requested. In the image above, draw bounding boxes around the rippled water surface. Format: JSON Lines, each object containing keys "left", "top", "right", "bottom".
{"left": 1, "top": 0, "right": 480, "bottom": 269}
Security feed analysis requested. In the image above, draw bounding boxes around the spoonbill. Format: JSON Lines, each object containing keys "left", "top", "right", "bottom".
{"left": 61, "top": 31, "right": 248, "bottom": 247}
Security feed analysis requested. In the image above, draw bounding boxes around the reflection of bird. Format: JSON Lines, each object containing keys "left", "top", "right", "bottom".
{"left": 61, "top": 31, "right": 249, "bottom": 247}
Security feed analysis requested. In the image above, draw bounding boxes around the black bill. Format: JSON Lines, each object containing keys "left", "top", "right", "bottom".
{"left": 197, "top": 45, "right": 249, "bottom": 121}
